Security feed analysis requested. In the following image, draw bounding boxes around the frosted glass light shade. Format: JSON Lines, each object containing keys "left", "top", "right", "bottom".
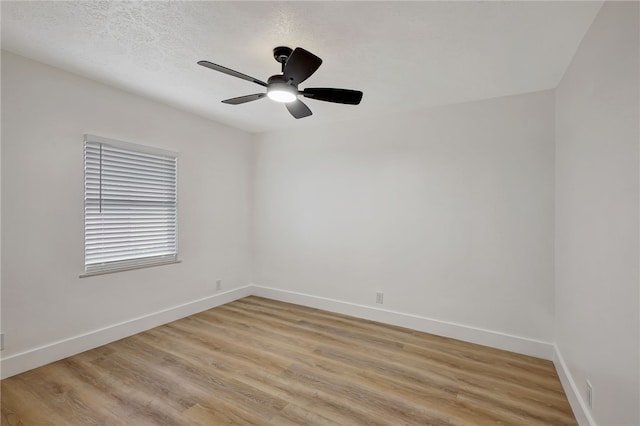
{"left": 267, "top": 83, "right": 297, "bottom": 103}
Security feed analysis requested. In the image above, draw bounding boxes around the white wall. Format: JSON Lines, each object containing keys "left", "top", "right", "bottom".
{"left": 253, "top": 90, "right": 555, "bottom": 344}
{"left": 555, "top": 2, "right": 639, "bottom": 425}
{"left": 0, "top": 51, "right": 254, "bottom": 373}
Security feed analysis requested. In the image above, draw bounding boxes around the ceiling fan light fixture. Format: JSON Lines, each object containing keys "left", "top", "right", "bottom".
{"left": 267, "top": 83, "right": 297, "bottom": 103}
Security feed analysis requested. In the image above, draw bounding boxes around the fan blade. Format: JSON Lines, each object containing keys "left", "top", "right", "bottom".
{"left": 197, "top": 60, "right": 268, "bottom": 87}
{"left": 221, "top": 93, "right": 266, "bottom": 105}
{"left": 285, "top": 99, "right": 312, "bottom": 119}
{"left": 301, "top": 88, "right": 363, "bottom": 105}
{"left": 283, "top": 48, "right": 322, "bottom": 85}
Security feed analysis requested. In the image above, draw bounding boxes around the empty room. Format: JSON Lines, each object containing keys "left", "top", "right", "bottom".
{"left": 1, "top": 1, "right": 638, "bottom": 425}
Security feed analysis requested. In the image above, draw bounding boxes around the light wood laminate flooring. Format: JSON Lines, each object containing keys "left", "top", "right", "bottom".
{"left": 1, "top": 296, "right": 576, "bottom": 425}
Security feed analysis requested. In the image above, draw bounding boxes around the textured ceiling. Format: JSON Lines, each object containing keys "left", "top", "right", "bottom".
{"left": 1, "top": 1, "right": 602, "bottom": 133}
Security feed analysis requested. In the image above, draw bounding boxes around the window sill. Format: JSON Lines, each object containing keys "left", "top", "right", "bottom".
{"left": 79, "top": 259, "right": 182, "bottom": 278}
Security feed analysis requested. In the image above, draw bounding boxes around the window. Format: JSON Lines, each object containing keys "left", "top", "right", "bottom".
{"left": 83, "top": 135, "right": 178, "bottom": 275}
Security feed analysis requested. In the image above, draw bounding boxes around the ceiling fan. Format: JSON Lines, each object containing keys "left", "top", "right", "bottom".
{"left": 197, "top": 46, "right": 363, "bottom": 119}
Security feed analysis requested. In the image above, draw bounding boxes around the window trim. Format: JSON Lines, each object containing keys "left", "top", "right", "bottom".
{"left": 79, "top": 259, "right": 182, "bottom": 278}
{"left": 80, "top": 134, "right": 179, "bottom": 277}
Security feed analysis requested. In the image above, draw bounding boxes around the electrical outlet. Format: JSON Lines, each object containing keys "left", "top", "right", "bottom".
{"left": 1, "top": 333, "right": 4, "bottom": 351}
{"left": 215, "top": 279, "right": 222, "bottom": 291}
{"left": 586, "top": 380, "right": 593, "bottom": 409}
{"left": 376, "top": 292, "right": 384, "bottom": 304}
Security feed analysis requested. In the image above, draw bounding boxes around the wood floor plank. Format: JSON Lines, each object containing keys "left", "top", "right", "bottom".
{"left": 266, "top": 402, "right": 342, "bottom": 426}
{"left": 1, "top": 296, "right": 577, "bottom": 425}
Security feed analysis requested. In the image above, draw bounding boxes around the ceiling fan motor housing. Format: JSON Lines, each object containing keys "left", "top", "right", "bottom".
{"left": 268, "top": 74, "right": 296, "bottom": 87}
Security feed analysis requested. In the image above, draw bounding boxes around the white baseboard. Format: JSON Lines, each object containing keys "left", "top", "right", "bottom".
{"left": 553, "top": 345, "right": 596, "bottom": 426}
{"left": 251, "top": 285, "right": 554, "bottom": 360}
{"left": 0, "top": 285, "right": 253, "bottom": 379}
{"left": 1, "top": 284, "right": 555, "bottom": 380}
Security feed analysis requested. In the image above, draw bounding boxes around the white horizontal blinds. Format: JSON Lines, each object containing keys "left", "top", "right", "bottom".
{"left": 84, "top": 139, "right": 178, "bottom": 273}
